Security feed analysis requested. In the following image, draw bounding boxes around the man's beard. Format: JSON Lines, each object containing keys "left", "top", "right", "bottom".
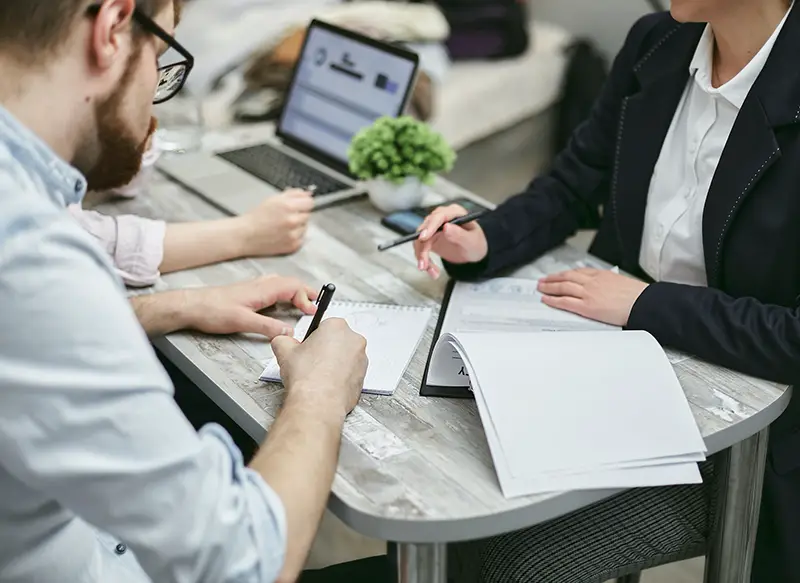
{"left": 84, "top": 75, "right": 156, "bottom": 192}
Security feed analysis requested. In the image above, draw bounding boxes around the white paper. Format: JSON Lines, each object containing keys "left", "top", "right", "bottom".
{"left": 499, "top": 462, "right": 702, "bottom": 498}
{"left": 432, "top": 330, "right": 707, "bottom": 497}
{"left": 260, "top": 302, "right": 431, "bottom": 395}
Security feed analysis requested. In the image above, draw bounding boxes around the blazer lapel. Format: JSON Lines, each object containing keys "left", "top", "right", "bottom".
{"left": 612, "top": 22, "right": 704, "bottom": 270}
{"left": 702, "top": 100, "right": 779, "bottom": 288}
{"left": 702, "top": 4, "right": 800, "bottom": 287}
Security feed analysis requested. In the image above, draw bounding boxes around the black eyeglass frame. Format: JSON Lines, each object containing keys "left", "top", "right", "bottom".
{"left": 86, "top": 3, "right": 194, "bottom": 104}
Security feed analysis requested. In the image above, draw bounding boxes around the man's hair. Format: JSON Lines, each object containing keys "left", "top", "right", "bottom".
{"left": 0, "top": 0, "right": 179, "bottom": 64}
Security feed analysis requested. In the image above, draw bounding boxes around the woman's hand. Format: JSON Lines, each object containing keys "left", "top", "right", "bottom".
{"left": 240, "top": 189, "right": 314, "bottom": 257}
{"left": 413, "top": 204, "right": 489, "bottom": 279}
{"left": 537, "top": 269, "right": 649, "bottom": 326}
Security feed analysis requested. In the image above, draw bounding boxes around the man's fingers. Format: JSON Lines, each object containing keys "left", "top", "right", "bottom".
{"left": 238, "top": 311, "right": 294, "bottom": 339}
{"left": 271, "top": 334, "right": 301, "bottom": 363}
{"left": 252, "top": 276, "right": 309, "bottom": 308}
{"left": 537, "top": 281, "right": 586, "bottom": 298}
{"left": 292, "top": 287, "right": 318, "bottom": 315}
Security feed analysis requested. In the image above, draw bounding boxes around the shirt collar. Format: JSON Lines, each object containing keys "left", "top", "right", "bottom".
{"left": 689, "top": 3, "right": 794, "bottom": 109}
{"left": 0, "top": 105, "right": 87, "bottom": 207}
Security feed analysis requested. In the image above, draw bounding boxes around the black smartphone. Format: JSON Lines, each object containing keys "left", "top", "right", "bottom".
{"left": 381, "top": 198, "right": 490, "bottom": 236}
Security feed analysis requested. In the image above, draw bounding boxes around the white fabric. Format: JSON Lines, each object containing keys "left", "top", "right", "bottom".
{"left": 179, "top": 0, "right": 447, "bottom": 94}
{"left": 179, "top": 0, "right": 340, "bottom": 93}
{"left": 639, "top": 7, "right": 791, "bottom": 285}
{"left": 300, "top": 1, "right": 449, "bottom": 43}
{"left": 431, "top": 22, "right": 572, "bottom": 151}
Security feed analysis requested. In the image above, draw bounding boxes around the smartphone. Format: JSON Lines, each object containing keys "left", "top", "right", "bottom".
{"left": 381, "top": 198, "right": 490, "bottom": 236}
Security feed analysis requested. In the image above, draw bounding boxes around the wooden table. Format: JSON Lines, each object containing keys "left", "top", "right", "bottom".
{"left": 100, "top": 128, "right": 791, "bottom": 583}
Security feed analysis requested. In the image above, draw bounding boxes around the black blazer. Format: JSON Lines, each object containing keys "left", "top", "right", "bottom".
{"left": 450, "top": 10, "right": 800, "bottom": 389}
{"left": 447, "top": 10, "right": 800, "bottom": 579}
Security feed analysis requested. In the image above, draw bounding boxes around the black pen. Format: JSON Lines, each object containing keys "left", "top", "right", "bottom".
{"left": 303, "top": 283, "right": 336, "bottom": 341}
{"left": 377, "top": 210, "right": 488, "bottom": 252}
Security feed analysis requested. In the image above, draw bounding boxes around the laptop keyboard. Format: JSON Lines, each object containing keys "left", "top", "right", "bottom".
{"left": 217, "top": 144, "right": 350, "bottom": 196}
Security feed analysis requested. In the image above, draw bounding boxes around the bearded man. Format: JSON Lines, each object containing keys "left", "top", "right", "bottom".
{"left": 0, "top": 2, "right": 372, "bottom": 582}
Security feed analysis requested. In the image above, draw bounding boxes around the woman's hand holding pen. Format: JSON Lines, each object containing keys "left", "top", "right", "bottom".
{"left": 414, "top": 204, "right": 489, "bottom": 279}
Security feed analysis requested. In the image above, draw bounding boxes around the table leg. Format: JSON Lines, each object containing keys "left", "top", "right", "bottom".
{"left": 395, "top": 542, "right": 447, "bottom": 583}
{"left": 704, "top": 428, "right": 769, "bottom": 583}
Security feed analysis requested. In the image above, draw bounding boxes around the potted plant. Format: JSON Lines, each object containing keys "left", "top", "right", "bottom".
{"left": 348, "top": 116, "right": 456, "bottom": 213}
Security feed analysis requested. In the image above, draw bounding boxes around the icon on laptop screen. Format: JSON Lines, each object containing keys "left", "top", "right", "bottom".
{"left": 314, "top": 47, "right": 327, "bottom": 66}
{"left": 331, "top": 52, "right": 364, "bottom": 81}
{"left": 375, "top": 73, "right": 399, "bottom": 94}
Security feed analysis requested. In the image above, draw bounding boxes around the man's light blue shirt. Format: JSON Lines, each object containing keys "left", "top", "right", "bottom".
{"left": 0, "top": 105, "right": 286, "bottom": 583}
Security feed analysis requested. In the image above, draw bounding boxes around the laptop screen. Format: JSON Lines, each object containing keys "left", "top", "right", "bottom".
{"left": 278, "top": 23, "right": 418, "bottom": 165}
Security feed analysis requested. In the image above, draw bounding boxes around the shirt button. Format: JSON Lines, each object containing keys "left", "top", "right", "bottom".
{"left": 115, "top": 543, "right": 127, "bottom": 555}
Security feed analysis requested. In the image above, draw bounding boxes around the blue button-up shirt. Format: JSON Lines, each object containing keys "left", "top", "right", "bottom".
{"left": 0, "top": 106, "right": 286, "bottom": 583}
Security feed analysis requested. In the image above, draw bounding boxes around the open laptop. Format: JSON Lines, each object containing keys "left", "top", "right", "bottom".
{"left": 157, "top": 19, "right": 420, "bottom": 214}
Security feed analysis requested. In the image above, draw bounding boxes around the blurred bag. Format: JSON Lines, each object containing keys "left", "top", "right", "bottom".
{"left": 428, "top": 0, "right": 530, "bottom": 60}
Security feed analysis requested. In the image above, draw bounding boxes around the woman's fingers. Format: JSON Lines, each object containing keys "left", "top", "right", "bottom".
{"left": 537, "top": 280, "right": 586, "bottom": 298}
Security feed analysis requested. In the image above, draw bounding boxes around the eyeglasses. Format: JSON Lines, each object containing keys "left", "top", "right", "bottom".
{"left": 86, "top": 3, "right": 194, "bottom": 104}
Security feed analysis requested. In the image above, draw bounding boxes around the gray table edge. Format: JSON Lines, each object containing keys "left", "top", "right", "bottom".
{"left": 154, "top": 332, "right": 793, "bottom": 544}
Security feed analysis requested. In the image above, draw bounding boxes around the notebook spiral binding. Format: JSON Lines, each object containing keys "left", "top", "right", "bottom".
{"left": 329, "top": 300, "right": 432, "bottom": 312}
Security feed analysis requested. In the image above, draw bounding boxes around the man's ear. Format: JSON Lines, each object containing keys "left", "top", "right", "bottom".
{"left": 88, "top": 0, "right": 136, "bottom": 72}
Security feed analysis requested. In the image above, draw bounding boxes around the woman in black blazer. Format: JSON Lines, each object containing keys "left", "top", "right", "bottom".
{"left": 416, "top": 0, "right": 800, "bottom": 581}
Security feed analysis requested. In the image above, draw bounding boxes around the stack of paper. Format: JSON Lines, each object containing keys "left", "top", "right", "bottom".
{"left": 425, "top": 278, "right": 706, "bottom": 498}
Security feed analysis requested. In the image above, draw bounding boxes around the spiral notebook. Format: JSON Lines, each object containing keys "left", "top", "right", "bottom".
{"left": 259, "top": 301, "right": 433, "bottom": 395}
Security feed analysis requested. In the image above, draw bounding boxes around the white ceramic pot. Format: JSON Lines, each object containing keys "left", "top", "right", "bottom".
{"left": 367, "top": 177, "right": 425, "bottom": 213}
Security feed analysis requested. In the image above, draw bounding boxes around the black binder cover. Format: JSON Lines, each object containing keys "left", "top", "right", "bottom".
{"left": 419, "top": 279, "right": 474, "bottom": 399}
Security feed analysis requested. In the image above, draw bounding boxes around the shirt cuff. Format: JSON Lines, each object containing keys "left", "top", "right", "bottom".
{"left": 113, "top": 215, "right": 167, "bottom": 288}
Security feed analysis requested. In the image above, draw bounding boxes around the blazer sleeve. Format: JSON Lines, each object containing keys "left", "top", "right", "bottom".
{"left": 628, "top": 282, "right": 800, "bottom": 384}
{"left": 445, "top": 14, "right": 663, "bottom": 281}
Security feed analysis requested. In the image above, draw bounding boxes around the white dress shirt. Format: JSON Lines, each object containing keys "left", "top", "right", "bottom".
{"left": 639, "top": 6, "right": 791, "bottom": 286}
{"left": 0, "top": 105, "right": 286, "bottom": 583}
